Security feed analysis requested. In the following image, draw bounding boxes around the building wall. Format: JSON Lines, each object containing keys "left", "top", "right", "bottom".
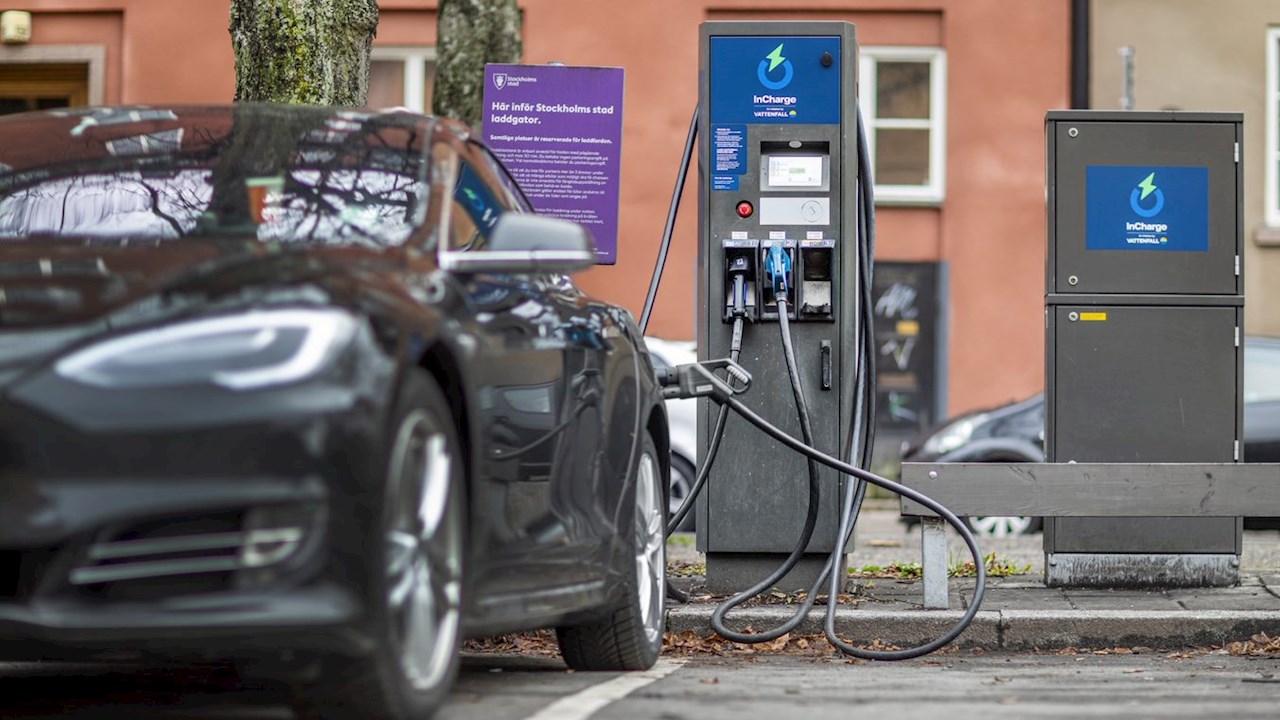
{"left": 1091, "top": 0, "right": 1280, "bottom": 338}
{"left": 0, "top": 0, "right": 1070, "bottom": 417}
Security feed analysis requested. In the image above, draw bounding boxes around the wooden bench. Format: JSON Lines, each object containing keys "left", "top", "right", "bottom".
{"left": 897, "top": 462, "right": 1280, "bottom": 608}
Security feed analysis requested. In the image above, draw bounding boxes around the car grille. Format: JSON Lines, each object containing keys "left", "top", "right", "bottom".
{"left": 71, "top": 511, "right": 305, "bottom": 600}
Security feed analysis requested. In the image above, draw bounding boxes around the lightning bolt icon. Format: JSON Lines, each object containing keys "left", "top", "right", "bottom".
{"left": 766, "top": 44, "right": 786, "bottom": 73}
{"left": 1137, "top": 172, "right": 1157, "bottom": 201}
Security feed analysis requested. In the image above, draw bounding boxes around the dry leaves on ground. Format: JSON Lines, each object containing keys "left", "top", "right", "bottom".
{"left": 1228, "top": 633, "right": 1280, "bottom": 656}
{"left": 669, "top": 561, "right": 707, "bottom": 577}
{"left": 663, "top": 629, "right": 899, "bottom": 657}
{"left": 463, "top": 629, "right": 561, "bottom": 657}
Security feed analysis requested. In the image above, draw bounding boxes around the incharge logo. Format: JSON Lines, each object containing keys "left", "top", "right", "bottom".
{"left": 757, "top": 43, "right": 794, "bottom": 90}
{"left": 1129, "top": 171, "right": 1165, "bottom": 218}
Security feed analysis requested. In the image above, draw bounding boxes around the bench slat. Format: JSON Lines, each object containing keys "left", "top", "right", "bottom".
{"left": 898, "top": 462, "right": 1280, "bottom": 517}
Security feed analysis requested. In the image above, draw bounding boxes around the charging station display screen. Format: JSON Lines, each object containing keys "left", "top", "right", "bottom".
{"left": 766, "top": 155, "right": 824, "bottom": 188}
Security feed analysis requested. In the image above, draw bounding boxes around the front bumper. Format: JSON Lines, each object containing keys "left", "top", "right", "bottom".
{"left": 0, "top": 584, "right": 370, "bottom": 660}
{"left": 0, "top": 382, "right": 390, "bottom": 662}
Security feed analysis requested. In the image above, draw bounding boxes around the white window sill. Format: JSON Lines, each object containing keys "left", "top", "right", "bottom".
{"left": 1253, "top": 225, "right": 1280, "bottom": 246}
{"left": 874, "top": 195, "right": 945, "bottom": 208}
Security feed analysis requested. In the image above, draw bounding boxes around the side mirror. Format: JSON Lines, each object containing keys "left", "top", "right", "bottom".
{"left": 441, "top": 213, "right": 596, "bottom": 274}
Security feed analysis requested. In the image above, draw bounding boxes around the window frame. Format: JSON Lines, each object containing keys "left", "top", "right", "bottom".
{"left": 369, "top": 45, "right": 437, "bottom": 113}
{"left": 857, "top": 46, "right": 947, "bottom": 205}
{"left": 1266, "top": 28, "right": 1280, "bottom": 227}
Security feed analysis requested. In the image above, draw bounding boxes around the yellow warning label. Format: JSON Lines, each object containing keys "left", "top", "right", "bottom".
{"left": 896, "top": 320, "right": 920, "bottom": 336}
{"left": 1080, "top": 312, "right": 1108, "bottom": 321}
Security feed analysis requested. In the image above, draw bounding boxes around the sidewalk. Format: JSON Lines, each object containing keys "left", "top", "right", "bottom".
{"left": 665, "top": 507, "right": 1280, "bottom": 651}
{"left": 665, "top": 572, "right": 1280, "bottom": 651}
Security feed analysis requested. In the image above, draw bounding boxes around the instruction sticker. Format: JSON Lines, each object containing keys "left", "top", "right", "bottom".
{"left": 1085, "top": 165, "right": 1209, "bottom": 252}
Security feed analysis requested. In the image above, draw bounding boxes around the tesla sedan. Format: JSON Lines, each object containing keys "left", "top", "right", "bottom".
{"left": 0, "top": 105, "right": 669, "bottom": 719}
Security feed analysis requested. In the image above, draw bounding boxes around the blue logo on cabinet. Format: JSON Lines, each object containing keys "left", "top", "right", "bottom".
{"left": 1086, "top": 165, "right": 1208, "bottom": 252}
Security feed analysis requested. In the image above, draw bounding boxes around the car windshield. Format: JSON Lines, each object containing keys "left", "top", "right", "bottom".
{"left": 0, "top": 105, "right": 431, "bottom": 248}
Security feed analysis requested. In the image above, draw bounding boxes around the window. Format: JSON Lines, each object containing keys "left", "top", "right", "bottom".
{"left": 368, "top": 47, "right": 437, "bottom": 113}
{"left": 0, "top": 63, "right": 88, "bottom": 115}
{"left": 1266, "top": 28, "right": 1280, "bottom": 227}
{"left": 446, "top": 146, "right": 512, "bottom": 252}
{"left": 858, "top": 47, "right": 946, "bottom": 204}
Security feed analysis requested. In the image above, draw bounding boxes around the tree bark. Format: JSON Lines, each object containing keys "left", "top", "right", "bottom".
{"left": 230, "top": 0, "right": 379, "bottom": 106}
{"left": 433, "top": 0, "right": 523, "bottom": 128}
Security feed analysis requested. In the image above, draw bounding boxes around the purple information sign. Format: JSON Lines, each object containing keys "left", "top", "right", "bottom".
{"left": 482, "top": 64, "right": 625, "bottom": 264}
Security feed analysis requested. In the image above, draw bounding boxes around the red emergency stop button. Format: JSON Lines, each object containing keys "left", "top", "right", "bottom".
{"left": 736, "top": 200, "right": 754, "bottom": 218}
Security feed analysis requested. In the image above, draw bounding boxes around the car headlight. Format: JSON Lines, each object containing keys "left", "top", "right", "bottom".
{"left": 55, "top": 309, "right": 356, "bottom": 390}
{"left": 920, "top": 413, "right": 989, "bottom": 457}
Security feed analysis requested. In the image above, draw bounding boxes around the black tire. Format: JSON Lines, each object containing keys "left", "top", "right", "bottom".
{"left": 556, "top": 432, "right": 666, "bottom": 671}
{"left": 668, "top": 452, "right": 696, "bottom": 533}
{"left": 293, "top": 370, "right": 465, "bottom": 720}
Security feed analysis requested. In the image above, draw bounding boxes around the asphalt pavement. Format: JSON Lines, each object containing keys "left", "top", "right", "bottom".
{"left": 666, "top": 504, "right": 1280, "bottom": 651}
{"left": 3, "top": 505, "right": 1280, "bottom": 719}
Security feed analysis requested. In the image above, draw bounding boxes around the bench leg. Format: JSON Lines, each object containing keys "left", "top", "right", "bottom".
{"left": 921, "top": 516, "right": 948, "bottom": 609}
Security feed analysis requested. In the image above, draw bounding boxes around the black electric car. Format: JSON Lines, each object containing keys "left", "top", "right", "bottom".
{"left": 901, "top": 336, "right": 1280, "bottom": 535}
{"left": 0, "top": 105, "right": 669, "bottom": 719}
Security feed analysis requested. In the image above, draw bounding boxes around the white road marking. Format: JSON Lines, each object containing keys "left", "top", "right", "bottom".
{"left": 523, "top": 658, "right": 686, "bottom": 720}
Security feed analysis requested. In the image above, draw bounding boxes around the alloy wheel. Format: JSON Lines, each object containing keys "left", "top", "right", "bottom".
{"left": 968, "top": 515, "right": 1036, "bottom": 538}
{"left": 633, "top": 450, "right": 666, "bottom": 645}
{"left": 385, "top": 410, "right": 462, "bottom": 691}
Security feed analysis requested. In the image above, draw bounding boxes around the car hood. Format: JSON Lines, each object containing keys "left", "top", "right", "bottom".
{"left": 0, "top": 238, "right": 409, "bottom": 378}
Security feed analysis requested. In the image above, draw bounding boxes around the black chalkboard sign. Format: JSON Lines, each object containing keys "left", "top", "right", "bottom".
{"left": 872, "top": 262, "right": 945, "bottom": 437}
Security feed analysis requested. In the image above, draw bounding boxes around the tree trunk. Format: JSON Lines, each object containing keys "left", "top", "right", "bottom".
{"left": 433, "top": 0, "right": 522, "bottom": 128}
{"left": 230, "top": 0, "right": 379, "bottom": 106}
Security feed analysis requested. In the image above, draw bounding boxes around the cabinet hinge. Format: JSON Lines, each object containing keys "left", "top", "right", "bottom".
{"left": 1235, "top": 142, "right": 1240, "bottom": 163}
{"left": 1235, "top": 440, "right": 1241, "bottom": 461}
{"left": 1235, "top": 326, "right": 1241, "bottom": 347}
{"left": 1235, "top": 254, "right": 1241, "bottom": 276}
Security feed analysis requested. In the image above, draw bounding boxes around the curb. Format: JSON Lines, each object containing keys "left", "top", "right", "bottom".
{"left": 666, "top": 606, "right": 1280, "bottom": 650}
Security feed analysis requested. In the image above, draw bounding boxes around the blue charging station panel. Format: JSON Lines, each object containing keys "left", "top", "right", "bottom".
{"left": 708, "top": 36, "right": 842, "bottom": 126}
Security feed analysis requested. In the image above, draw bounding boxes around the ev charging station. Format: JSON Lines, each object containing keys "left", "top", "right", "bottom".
{"left": 695, "top": 21, "right": 861, "bottom": 591}
{"left": 1044, "top": 111, "right": 1244, "bottom": 586}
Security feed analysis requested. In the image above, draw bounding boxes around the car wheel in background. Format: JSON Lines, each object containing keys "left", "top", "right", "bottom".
{"left": 294, "top": 371, "right": 464, "bottom": 720}
{"left": 668, "top": 452, "right": 696, "bottom": 532}
{"left": 557, "top": 433, "right": 666, "bottom": 671}
{"left": 965, "top": 515, "right": 1042, "bottom": 538}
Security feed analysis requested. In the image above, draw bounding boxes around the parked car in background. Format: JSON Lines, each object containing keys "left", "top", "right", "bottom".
{"left": 901, "top": 336, "right": 1280, "bottom": 536}
{"left": 645, "top": 337, "right": 697, "bottom": 531}
{"left": 0, "top": 105, "right": 669, "bottom": 720}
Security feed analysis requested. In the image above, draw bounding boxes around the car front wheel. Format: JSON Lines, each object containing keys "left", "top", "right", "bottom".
{"left": 294, "top": 371, "right": 464, "bottom": 720}
{"left": 557, "top": 432, "right": 666, "bottom": 670}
